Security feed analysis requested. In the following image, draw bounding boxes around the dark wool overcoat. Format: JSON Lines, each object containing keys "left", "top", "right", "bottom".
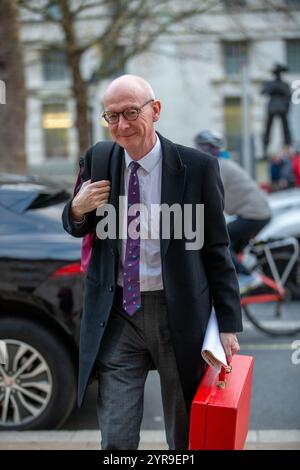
{"left": 62, "top": 133, "right": 242, "bottom": 409}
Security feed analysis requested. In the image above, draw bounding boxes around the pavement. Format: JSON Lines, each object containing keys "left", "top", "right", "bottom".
{"left": 0, "top": 430, "right": 299, "bottom": 450}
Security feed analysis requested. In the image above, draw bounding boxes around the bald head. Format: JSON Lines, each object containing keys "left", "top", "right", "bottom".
{"left": 102, "top": 74, "right": 161, "bottom": 160}
{"left": 103, "top": 74, "right": 155, "bottom": 106}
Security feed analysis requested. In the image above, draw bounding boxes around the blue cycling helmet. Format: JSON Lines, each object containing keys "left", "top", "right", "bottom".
{"left": 194, "top": 130, "right": 224, "bottom": 158}
{"left": 194, "top": 130, "right": 224, "bottom": 149}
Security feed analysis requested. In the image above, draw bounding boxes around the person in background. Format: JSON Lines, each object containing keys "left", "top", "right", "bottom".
{"left": 270, "top": 149, "right": 295, "bottom": 191}
{"left": 291, "top": 147, "right": 300, "bottom": 188}
{"left": 195, "top": 130, "right": 271, "bottom": 293}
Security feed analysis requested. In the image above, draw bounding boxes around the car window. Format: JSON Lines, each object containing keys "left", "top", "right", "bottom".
{"left": 0, "top": 189, "right": 38, "bottom": 214}
{"left": 0, "top": 187, "right": 69, "bottom": 214}
{"left": 28, "top": 190, "right": 69, "bottom": 210}
{"left": 0, "top": 206, "right": 38, "bottom": 235}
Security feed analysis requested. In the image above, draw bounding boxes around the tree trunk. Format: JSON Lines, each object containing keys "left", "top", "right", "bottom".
{"left": 0, "top": 0, "right": 27, "bottom": 173}
{"left": 58, "top": 0, "right": 91, "bottom": 160}
{"left": 69, "top": 52, "right": 91, "bottom": 158}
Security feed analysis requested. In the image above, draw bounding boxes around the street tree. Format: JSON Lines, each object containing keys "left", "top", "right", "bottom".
{"left": 20, "top": 0, "right": 220, "bottom": 160}
{"left": 0, "top": 0, "right": 27, "bottom": 172}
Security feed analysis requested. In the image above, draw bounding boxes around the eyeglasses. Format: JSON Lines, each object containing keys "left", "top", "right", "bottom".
{"left": 102, "top": 99, "right": 154, "bottom": 124}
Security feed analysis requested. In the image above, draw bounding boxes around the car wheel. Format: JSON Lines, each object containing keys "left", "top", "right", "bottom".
{"left": 0, "top": 317, "right": 77, "bottom": 430}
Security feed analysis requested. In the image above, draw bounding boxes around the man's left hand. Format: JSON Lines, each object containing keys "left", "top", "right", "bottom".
{"left": 220, "top": 333, "right": 240, "bottom": 364}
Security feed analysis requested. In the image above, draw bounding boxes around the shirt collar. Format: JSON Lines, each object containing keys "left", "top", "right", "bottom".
{"left": 124, "top": 134, "right": 162, "bottom": 174}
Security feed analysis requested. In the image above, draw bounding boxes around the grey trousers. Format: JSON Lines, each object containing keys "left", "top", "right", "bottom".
{"left": 95, "top": 288, "right": 190, "bottom": 450}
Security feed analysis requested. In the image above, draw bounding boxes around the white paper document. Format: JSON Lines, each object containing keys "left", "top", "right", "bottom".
{"left": 0, "top": 340, "right": 7, "bottom": 365}
{"left": 201, "top": 309, "right": 227, "bottom": 372}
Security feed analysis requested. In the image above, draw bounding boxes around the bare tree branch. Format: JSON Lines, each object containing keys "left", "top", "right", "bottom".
{"left": 18, "top": 0, "right": 300, "bottom": 161}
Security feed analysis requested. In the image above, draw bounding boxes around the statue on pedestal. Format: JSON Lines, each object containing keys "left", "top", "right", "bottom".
{"left": 262, "top": 63, "right": 292, "bottom": 154}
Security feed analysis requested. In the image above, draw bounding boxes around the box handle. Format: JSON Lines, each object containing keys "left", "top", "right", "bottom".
{"left": 216, "top": 363, "right": 232, "bottom": 389}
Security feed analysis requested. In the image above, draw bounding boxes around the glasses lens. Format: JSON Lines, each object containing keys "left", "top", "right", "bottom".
{"left": 104, "top": 112, "right": 118, "bottom": 124}
{"left": 123, "top": 108, "right": 139, "bottom": 121}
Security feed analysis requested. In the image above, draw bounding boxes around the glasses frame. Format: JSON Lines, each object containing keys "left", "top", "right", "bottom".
{"left": 102, "top": 99, "right": 154, "bottom": 124}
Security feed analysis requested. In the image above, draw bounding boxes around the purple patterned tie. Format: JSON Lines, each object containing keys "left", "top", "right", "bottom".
{"left": 123, "top": 161, "right": 141, "bottom": 315}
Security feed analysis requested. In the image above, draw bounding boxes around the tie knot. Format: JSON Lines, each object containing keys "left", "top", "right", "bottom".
{"left": 130, "top": 161, "right": 140, "bottom": 173}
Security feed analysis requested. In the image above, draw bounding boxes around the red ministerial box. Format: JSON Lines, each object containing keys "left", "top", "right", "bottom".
{"left": 189, "top": 355, "right": 254, "bottom": 450}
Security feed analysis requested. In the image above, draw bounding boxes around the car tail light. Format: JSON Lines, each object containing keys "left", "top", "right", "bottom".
{"left": 50, "top": 262, "right": 83, "bottom": 278}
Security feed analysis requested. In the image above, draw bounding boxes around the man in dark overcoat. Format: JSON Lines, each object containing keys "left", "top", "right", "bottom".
{"left": 62, "top": 74, "right": 242, "bottom": 450}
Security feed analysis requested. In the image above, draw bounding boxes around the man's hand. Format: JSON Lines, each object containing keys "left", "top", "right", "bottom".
{"left": 220, "top": 333, "right": 240, "bottom": 364}
{"left": 71, "top": 179, "right": 111, "bottom": 221}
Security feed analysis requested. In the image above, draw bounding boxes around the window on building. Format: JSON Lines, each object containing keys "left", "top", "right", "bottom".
{"left": 290, "top": 101, "right": 300, "bottom": 147}
{"left": 223, "top": 41, "right": 248, "bottom": 77}
{"left": 224, "top": 97, "right": 243, "bottom": 153}
{"left": 42, "top": 103, "right": 71, "bottom": 158}
{"left": 46, "top": 4, "right": 62, "bottom": 19}
{"left": 42, "top": 50, "right": 69, "bottom": 81}
{"left": 223, "top": 0, "right": 246, "bottom": 8}
{"left": 286, "top": 39, "right": 300, "bottom": 73}
{"left": 285, "top": 0, "right": 300, "bottom": 8}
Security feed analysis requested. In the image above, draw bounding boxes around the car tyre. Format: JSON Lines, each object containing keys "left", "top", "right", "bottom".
{"left": 0, "top": 316, "right": 77, "bottom": 430}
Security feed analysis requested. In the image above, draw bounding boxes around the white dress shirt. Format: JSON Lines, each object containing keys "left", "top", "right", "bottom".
{"left": 117, "top": 135, "right": 164, "bottom": 291}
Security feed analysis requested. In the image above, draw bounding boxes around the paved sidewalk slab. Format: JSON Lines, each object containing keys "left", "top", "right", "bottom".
{"left": 0, "top": 430, "right": 299, "bottom": 450}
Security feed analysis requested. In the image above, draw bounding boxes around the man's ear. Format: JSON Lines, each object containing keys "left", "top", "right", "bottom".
{"left": 152, "top": 100, "right": 161, "bottom": 122}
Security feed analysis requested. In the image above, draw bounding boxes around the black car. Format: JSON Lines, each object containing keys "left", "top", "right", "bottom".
{"left": 0, "top": 174, "right": 83, "bottom": 430}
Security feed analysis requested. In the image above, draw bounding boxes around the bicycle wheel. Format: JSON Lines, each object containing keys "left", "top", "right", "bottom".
{"left": 242, "top": 299, "right": 300, "bottom": 336}
{"left": 255, "top": 250, "right": 300, "bottom": 300}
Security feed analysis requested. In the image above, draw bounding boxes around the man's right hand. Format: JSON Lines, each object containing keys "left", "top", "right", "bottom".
{"left": 71, "top": 179, "right": 111, "bottom": 221}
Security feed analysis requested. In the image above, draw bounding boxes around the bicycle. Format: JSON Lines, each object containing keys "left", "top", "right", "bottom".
{"left": 239, "top": 237, "right": 300, "bottom": 336}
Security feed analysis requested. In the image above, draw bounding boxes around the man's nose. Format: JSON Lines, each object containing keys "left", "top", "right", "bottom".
{"left": 118, "top": 114, "right": 130, "bottom": 130}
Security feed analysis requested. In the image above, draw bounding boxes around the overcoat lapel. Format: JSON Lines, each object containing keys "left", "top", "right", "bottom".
{"left": 159, "top": 134, "right": 187, "bottom": 258}
{"left": 107, "top": 143, "right": 124, "bottom": 255}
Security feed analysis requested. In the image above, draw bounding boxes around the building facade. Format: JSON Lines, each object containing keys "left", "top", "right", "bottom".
{"left": 21, "top": 0, "right": 300, "bottom": 178}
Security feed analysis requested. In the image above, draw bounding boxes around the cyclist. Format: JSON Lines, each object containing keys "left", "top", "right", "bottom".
{"left": 194, "top": 130, "right": 271, "bottom": 292}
